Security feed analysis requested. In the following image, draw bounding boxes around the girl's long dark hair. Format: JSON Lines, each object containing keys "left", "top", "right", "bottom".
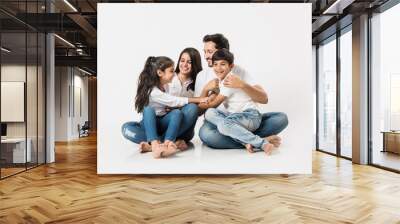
{"left": 175, "top": 47, "right": 202, "bottom": 91}
{"left": 135, "top": 56, "right": 174, "bottom": 113}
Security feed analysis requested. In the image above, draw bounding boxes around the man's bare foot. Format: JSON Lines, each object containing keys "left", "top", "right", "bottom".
{"left": 139, "top": 142, "right": 151, "bottom": 153}
{"left": 245, "top": 144, "right": 254, "bottom": 153}
{"left": 175, "top": 140, "right": 189, "bottom": 151}
{"left": 263, "top": 143, "right": 274, "bottom": 156}
{"left": 266, "top": 135, "right": 281, "bottom": 147}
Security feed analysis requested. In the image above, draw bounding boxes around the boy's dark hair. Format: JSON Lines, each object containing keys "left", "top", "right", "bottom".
{"left": 203, "top": 33, "right": 230, "bottom": 50}
{"left": 211, "top": 48, "right": 234, "bottom": 65}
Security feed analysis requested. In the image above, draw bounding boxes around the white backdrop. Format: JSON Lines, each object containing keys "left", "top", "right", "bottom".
{"left": 98, "top": 3, "right": 313, "bottom": 174}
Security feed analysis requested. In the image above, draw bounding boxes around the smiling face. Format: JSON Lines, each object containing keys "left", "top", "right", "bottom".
{"left": 178, "top": 52, "right": 192, "bottom": 76}
{"left": 203, "top": 41, "right": 218, "bottom": 67}
{"left": 212, "top": 59, "right": 233, "bottom": 80}
{"left": 157, "top": 65, "right": 175, "bottom": 85}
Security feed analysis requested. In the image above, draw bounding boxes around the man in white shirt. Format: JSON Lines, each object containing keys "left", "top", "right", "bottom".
{"left": 196, "top": 34, "right": 288, "bottom": 149}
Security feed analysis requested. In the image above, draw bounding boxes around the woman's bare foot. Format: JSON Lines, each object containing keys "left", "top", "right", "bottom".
{"left": 245, "top": 144, "right": 254, "bottom": 153}
{"left": 152, "top": 142, "right": 165, "bottom": 158}
{"left": 139, "top": 142, "right": 151, "bottom": 153}
{"left": 263, "top": 143, "right": 274, "bottom": 156}
{"left": 266, "top": 135, "right": 281, "bottom": 147}
{"left": 175, "top": 140, "right": 189, "bottom": 151}
{"left": 161, "top": 141, "right": 178, "bottom": 157}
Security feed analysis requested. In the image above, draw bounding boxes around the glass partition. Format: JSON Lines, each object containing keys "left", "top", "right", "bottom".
{"left": 0, "top": 1, "right": 46, "bottom": 179}
{"left": 1, "top": 31, "right": 28, "bottom": 177}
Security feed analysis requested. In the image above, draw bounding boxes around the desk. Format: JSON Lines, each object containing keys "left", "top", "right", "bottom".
{"left": 1, "top": 138, "right": 31, "bottom": 163}
{"left": 382, "top": 131, "right": 400, "bottom": 154}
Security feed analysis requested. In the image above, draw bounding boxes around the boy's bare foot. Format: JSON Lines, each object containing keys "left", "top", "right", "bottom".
{"left": 266, "top": 135, "right": 281, "bottom": 147}
{"left": 139, "top": 142, "right": 151, "bottom": 153}
{"left": 263, "top": 143, "right": 274, "bottom": 156}
{"left": 175, "top": 140, "right": 189, "bottom": 151}
{"left": 245, "top": 144, "right": 254, "bottom": 153}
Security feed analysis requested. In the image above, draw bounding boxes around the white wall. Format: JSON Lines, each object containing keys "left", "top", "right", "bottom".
{"left": 55, "top": 66, "right": 69, "bottom": 141}
{"left": 72, "top": 72, "right": 89, "bottom": 138}
{"left": 98, "top": 3, "right": 313, "bottom": 174}
{"left": 1, "top": 65, "right": 26, "bottom": 130}
{"left": 55, "top": 66, "right": 89, "bottom": 141}
{"left": 1, "top": 65, "right": 41, "bottom": 138}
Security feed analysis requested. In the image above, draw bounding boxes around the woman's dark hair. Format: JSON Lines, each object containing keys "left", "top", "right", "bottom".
{"left": 203, "top": 33, "right": 230, "bottom": 50}
{"left": 212, "top": 48, "right": 234, "bottom": 65}
{"left": 175, "top": 47, "right": 203, "bottom": 91}
{"left": 135, "top": 56, "right": 174, "bottom": 113}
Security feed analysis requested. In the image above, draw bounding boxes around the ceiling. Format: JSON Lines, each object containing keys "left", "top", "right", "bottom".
{"left": 0, "top": 0, "right": 392, "bottom": 75}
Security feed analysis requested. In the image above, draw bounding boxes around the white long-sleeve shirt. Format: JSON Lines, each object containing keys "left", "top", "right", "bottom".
{"left": 165, "top": 74, "right": 194, "bottom": 98}
{"left": 148, "top": 87, "right": 188, "bottom": 116}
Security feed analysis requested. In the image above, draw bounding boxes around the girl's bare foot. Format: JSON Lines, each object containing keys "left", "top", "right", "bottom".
{"left": 175, "top": 140, "right": 189, "bottom": 151}
{"left": 266, "top": 135, "right": 281, "bottom": 147}
{"left": 139, "top": 142, "right": 151, "bottom": 153}
{"left": 245, "top": 144, "right": 254, "bottom": 153}
{"left": 263, "top": 143, "right": 274, "bottom": 156}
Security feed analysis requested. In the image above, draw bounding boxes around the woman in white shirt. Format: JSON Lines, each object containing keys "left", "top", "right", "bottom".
{"left": 167, "top": 47, "right": 202, "bottom": 98}
{"left": 128, "top": 55, "right": 206, "bottom": 158}
{"left": 162, "top": 48, "right": 203, "bottom": 148}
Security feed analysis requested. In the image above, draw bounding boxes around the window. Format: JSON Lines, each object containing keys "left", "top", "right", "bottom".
{"left": 318, "top": 36, "right": 337, "bottom": 154}
{"left": 340, "top": 28, "right": 352, "bottom": 158}
{"left": 370, "top": 2, "right": 400, "bottom": 171}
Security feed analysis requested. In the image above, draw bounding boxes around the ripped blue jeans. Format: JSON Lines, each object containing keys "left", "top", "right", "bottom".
{"left": 204, "top": 108, "right": 268, "bottom": 151}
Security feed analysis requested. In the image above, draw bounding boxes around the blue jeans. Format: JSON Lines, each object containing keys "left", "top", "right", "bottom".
{"left": 199, "top": 111, "right": 288, "bottom": 149}
{"left": 121, "top": 103, "right": 198, "bottom": 143}
{"left": 142, "top": 107, "right": 182, "bottom": 142}
{"left": 205, "top": 108, "right": 267, "bottom": 151}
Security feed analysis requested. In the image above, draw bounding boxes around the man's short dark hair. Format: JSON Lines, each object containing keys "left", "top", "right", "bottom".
{"left": 212, "top": 49, "right": 234, "bottom": 65}
{"left": 203, "top": 33, "right": 230, "bottom": 50}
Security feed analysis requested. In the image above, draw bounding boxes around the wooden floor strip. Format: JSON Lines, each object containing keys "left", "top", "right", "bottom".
{"left": 1, "top": 135, "right": 400, "bottom": 223}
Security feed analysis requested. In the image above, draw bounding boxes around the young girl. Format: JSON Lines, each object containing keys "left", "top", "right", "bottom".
{"left": 135, "top": 56, "right": 208, "bottom": 158}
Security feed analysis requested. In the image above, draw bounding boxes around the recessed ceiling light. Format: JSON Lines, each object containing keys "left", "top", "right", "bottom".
{"left": 63, "top": 0, "right": 78, "bottom": 12}
{"left": 323, "top": 0, "right": 354, "bottom": 15}
{"left": 54, "top": 34, "right": 75, "bottom": 48}
{"left": 78, "top": 67, "right": 93, "bottom": 76}
{"left": 1, "top": 47, "right": 11, "bottom": 53}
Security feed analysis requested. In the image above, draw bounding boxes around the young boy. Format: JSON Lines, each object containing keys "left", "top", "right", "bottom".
{"left": 203, "top": 49, "right": 274, "bottom": 155}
